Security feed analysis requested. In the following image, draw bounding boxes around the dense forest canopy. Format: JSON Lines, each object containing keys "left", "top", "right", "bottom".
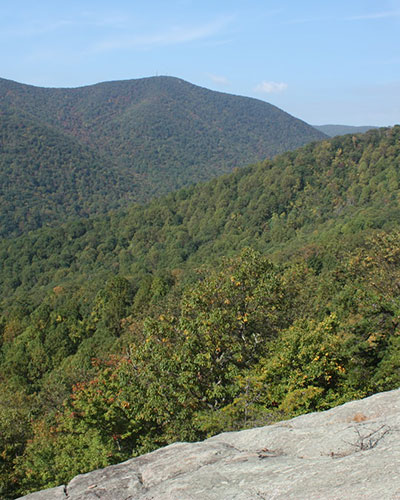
{"left": 0, "top": 109, "right": 138, "bottom": 238}
{"left": 0, "top": 76, "right": 325, "bottom": 238}
{"left": 1, "top": 125, "right": 400, "bottom": 498}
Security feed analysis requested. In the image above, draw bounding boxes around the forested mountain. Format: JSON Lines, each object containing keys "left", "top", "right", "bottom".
{"left": 1, "top": 126, "right": 400, "bottom": 498}
{"left": 0, "top": 125, "right": 396, "bottom": 308}
{"left": 0, "top": 76, "right": 325, "bottom": 237}
{"left": 314, "top": 124, "right": 378, "bottom": 137}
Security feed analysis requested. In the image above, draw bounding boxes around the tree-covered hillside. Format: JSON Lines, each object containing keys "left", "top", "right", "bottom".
{"left": 0, "top": 125, "right": 397, "bottom": 308}
{"left": 0, "top": 76, "right": 326, "bottom": 237}
{"left": 1, "top": 126, "right": 400, "bottom": 498}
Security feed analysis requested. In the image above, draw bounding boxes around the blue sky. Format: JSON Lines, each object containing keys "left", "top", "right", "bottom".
{"left": 1, "top": 0, "right": 399, "bottom": 126}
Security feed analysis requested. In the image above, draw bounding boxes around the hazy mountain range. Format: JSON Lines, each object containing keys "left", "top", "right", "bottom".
{"left": 313, "top": 124, "right": 379, "bottom": 137}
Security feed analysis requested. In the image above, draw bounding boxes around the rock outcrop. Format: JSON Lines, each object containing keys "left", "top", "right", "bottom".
{"left": 18, "top": 388, "right": 400, "bottom": 500}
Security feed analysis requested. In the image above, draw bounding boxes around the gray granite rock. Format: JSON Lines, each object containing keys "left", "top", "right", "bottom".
{"left": 17, "top": 388, "right": 400, "bottom": 500}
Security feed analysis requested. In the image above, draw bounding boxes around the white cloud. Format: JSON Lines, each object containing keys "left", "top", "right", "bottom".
{"left": 79, "top": 11, "right": 128, "bottom": 28}
{"left": 1, "top": 19, "right": 73, "bottom": 38}
{"left": 284, "top": 16, "right": 331, "bottom": 25}
{"left": 286, "top": 9, "right": 400, "bottom": 25}
{"left": 0, "top": 11, "right": 127, "bottom": 39}
{"left": 255, "top": 81, "right": 288, "bottom": 94}
{"left": 346, "top": 10, "right": 400, "bottom": 20}
{"left": 90, "top": 16, "right": 233, "bottom": 53}
{"left": 208, "top": 73, "right": 230, "bottom": 86}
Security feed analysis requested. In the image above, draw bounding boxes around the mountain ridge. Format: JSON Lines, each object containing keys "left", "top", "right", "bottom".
{"left": 0, "top": 75, "right": 326, "bottom": 159}
{"left": 0, "top": 75, "right": 326, "bottom": 237}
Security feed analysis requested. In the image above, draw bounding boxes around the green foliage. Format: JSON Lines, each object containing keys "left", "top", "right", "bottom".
{"left": 0, "top": 385, "right": 37, "bottom": 498}
{"left": 15, "top": 422, "right": 113, "bottom": 495}
{"left": 373, "top": 335, "right": 400, "bottom": 390}
{"left": 257, "top": 315, "right": 350, "bottom": 414}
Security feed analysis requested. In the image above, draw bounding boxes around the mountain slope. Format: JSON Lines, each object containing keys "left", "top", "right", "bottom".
{"left": 0, "top": 76, "right": 326, "bottom": 236}
{"left": 1, "top": 126, "right": 399, "bottom": 307}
